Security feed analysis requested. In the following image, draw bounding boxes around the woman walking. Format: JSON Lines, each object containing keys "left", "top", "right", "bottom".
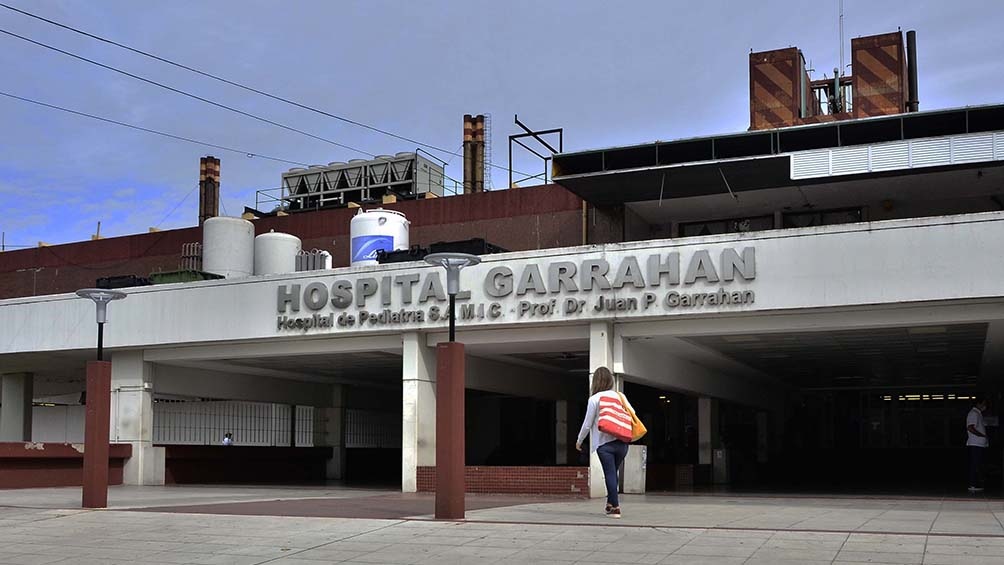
{"left": 576, "top": 367, "right": 635, "bottom": 518}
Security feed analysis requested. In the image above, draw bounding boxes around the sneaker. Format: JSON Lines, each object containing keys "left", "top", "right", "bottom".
{"left": 606, "top": 506, "right": 621, "bottom": 519}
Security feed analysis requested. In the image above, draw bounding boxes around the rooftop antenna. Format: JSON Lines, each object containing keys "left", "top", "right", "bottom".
{"left": 838, "top": 0, "right": 845, "bottom": 78}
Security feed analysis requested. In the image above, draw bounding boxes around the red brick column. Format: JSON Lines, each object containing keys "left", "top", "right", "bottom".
{"left": 82, "top": 361, "right": 111, "bottom": 508}
{"left": 435, "top": 342, "right": 465, "bottom": 520}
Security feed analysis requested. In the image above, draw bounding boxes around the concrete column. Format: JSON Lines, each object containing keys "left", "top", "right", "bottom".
{"left": 979, "top": 320, "right": 1004, "bottom": 392}
{"left": 322, "top": 385, "right": 346, "bottom": 480}
{"left": 402, "top": 332, "right": 436, "bottom": 492}
{"left": 756, "top": 411, "right": 769, "bottom": 464}
{"left": 698, "top": 397, "right": 719, "bottom": 466}
{"left": 0, "top": 373, "right": 33, "bottom": 441}
{"left": 111, "top": 351, "right": 164, "bottom": 485}
{"left": 588, "top": 322, "right": 613, "bottom": 498}
{"left": 435, "top": 342, "right": 466, "bottom": 520}
{"left": 555, "top": 400, "right": 568, "bottom": 465}
{"left": 83, "top": 361, "right": 111, "bottom": 508}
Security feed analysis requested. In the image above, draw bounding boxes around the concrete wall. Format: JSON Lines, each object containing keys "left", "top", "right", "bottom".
{"left": 31, "top": 405, "right": 85, "bottom": 443}
{"left": 3, "top": 212, "right": 1004, "bottom": 356}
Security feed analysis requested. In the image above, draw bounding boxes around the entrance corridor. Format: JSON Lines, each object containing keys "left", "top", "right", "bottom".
{"left": 617, "top": 312, "right": 1004, "bottom": 498}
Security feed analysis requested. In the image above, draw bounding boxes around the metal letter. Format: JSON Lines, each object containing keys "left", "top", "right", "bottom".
{"left": 647, "top": 252, "right": 680, "bottom": 287}
{"left": 548, "top": 261, "right": 578, "bottom": 293}
{"left": 580, "top": 259, "right": 611, "bottom": 291}
{"left": 303, "top": 282, "right": 329, "bottom": 310}
{"left": 419, "top": 272, "right": 447, "bottom": 303}
{"left": 612, "top": 256, "right": 646, "bottom": 289}
{"left": 331, "top": 280, "right": 352, "bottom": 309}
{"left": 484, "top": 266, "right": 513, "bottom": 298}
{"left": 356, "top": 278, "right": 379, "bottom": 307}
{"left": 721, "top": 247, "right": 756, "bottom": 281}
{"left": 394, "top": 274, "right": 420, "bottom": 304}
{"left": 516, "top": 264, "right": 547, "bottom": 296}
{"left": 684, "top": 250, "right": 720, "bottom": 284}
{"left": 381, "top": 276, "right": 393, "bottom": 306}
{"left": 277, "top": 284, "right": 300, "bottom": 313}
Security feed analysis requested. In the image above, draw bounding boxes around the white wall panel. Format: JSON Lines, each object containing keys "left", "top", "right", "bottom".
{"left": 3, "top": 212, "right": 1004, "bottom": 356}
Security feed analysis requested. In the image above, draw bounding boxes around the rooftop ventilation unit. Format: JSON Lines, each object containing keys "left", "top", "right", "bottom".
{"left": 280, "top": 153, "right": 445, "bottom": 211}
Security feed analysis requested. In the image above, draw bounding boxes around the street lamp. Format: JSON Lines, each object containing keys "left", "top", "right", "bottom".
{"left": 422, "top": 252, "right": 479, "bottom": 520}
{"left": 75, "top": 288, "right": 127, "bottom": 361}
{"left": 74, "top": 288, "right": 126, "bottom": 509}
{"left": 423, "top": 253, "right": 480, "bottom": 342}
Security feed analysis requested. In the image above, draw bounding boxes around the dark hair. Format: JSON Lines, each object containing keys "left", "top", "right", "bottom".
{"left": 590, "top": 367, "right": 615, "bottom": 396}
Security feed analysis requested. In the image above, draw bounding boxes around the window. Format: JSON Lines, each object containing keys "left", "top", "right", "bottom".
{"left": 679, "top": 215, "right": 774, "bottom": 237}
{"left": 782, "top": 208, "right": 862, "bottom": 229}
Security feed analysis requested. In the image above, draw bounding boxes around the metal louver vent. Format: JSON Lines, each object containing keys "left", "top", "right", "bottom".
{"left": 790, "top": 132, "right": 1003, "bottom": 180}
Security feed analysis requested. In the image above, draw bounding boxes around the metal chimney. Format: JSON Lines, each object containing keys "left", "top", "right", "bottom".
{"left": 906, "top": 30, "right": 919, "bottom": 112}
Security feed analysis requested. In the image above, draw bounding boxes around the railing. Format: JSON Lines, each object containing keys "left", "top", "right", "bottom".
{"left": 152, "top": 400, "right": 314, "bottom": 447}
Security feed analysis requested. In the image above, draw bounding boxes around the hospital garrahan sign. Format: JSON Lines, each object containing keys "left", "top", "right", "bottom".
{"left": 275, "top": 247, "right": 756, "bottom": 332}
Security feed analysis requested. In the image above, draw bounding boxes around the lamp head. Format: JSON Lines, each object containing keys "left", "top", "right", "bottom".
{"left": 423, "top": 252, "right": 480, "bottom": 295}
{"left": 76, "top": 288, "right": 127, "bottom": 324}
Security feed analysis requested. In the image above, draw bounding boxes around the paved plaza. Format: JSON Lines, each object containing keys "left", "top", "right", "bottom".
{"left": 1, "top": 486, "right": 1004, "bottom": 564}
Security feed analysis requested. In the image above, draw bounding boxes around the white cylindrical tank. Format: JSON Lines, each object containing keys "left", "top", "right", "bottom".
{"left": 318, "top": 250, "right": 332, "bottom": 270}
{"left": 254, "top": 230, "right": 302, "bottom": 276}
{"left": 349, "top": 208, "right": 409, "bottom": 266}
{"left": 203, "top": 217, "right": 254, "bottom": 278}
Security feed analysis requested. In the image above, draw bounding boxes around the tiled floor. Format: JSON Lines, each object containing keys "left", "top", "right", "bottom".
{"left": 1, "top": 486, "right": 1003, "bottom": 564}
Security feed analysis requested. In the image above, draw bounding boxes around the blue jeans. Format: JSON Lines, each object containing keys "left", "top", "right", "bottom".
{"left": 596, "top": 440, "right": 629, "bottom": 507}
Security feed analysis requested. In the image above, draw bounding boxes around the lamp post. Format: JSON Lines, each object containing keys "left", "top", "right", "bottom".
{"left": 423, "top": 253, "right": 481, "bottom": 342}
{"left": 75, "top": 288, "right": 127, "bottom": 508}
{"left": 423, "top": 252, "right": 479, "bottom": 520}
{"left": 76, "top": 289, "right": 127, "bottom": 360}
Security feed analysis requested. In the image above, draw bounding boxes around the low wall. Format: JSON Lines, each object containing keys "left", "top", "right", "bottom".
{"left": 161, "top": 445, "right": 333, "bottom": 484}
{"left": 417, "top": 466, "right": 589, "bottom": 497}
{"left": 0, "top": 442, "right": 131, "bottom": 488}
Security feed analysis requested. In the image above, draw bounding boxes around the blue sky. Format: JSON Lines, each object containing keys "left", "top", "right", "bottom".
{"left": 1, "top": 0, "right": 1002, "bottom": 247}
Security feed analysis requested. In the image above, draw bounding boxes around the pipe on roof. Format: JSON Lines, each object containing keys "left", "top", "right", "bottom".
{"left": 906, "top": 30, "right": 919, "bottom": 112}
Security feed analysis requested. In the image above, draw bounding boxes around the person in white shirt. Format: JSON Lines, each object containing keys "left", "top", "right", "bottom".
{"left": 222, "top": 432, "right": 234, "bottom": 446}
{"left": 576, "top": 367, "right": 635, "bottom": 518}
{"left": 966, "top": 398, "right": 989, "bottom": 492}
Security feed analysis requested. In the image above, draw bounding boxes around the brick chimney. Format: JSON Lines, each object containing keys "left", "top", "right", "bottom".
{"left": 463, "top": 115, "right": 485, "bottom": 193}
{"left": 199, "top": 156, "right": 220, "bottom": 225}
{"left": 749, "top": 30, "right": 916, "bottom": 130}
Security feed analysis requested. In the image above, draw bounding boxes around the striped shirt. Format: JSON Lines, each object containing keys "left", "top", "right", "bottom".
{"left": 577, "top": 391, "right": 635, "bottom": 453}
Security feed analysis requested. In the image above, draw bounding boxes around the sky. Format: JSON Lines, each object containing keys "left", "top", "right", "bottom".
{"left": 0, "top": 0, "right": 1002, "bottom": 247}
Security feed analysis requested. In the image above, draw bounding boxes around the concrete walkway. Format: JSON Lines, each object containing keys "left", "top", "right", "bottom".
{"left": 464, "top": 493, "right": 1004, "bottom": 536}
{"left": 2, "top": 486, "right": 1004, "bottom": 564}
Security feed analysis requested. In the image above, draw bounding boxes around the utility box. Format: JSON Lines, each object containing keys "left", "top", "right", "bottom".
{"left": 713, "top": 449, "right": 730, "bottom": 484}
{"left": 622, "top": 445, "right": 647, "bottom": 494}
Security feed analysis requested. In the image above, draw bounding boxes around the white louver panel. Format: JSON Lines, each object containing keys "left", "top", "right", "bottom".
{"left": 953, "top": 135, "right": 995, "bottom": 164}
{"left": 790, "top": 131, "right": 1004, "bottom": 180}
{"left": 791, "top": 151, "right": 830, "bottom": 179}
{"left": 870, "top": 142, "right": 909, "bottom": 172}
{"left": 830, "top": 146, "right": 870, "bottom": 176}
{"left": 910, "top": 138, "right": 951, "bottom": 167}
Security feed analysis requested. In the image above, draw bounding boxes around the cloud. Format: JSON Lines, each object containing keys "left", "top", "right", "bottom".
{"left": 0, "top": 0, "right": 1001, "bottom": 247}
